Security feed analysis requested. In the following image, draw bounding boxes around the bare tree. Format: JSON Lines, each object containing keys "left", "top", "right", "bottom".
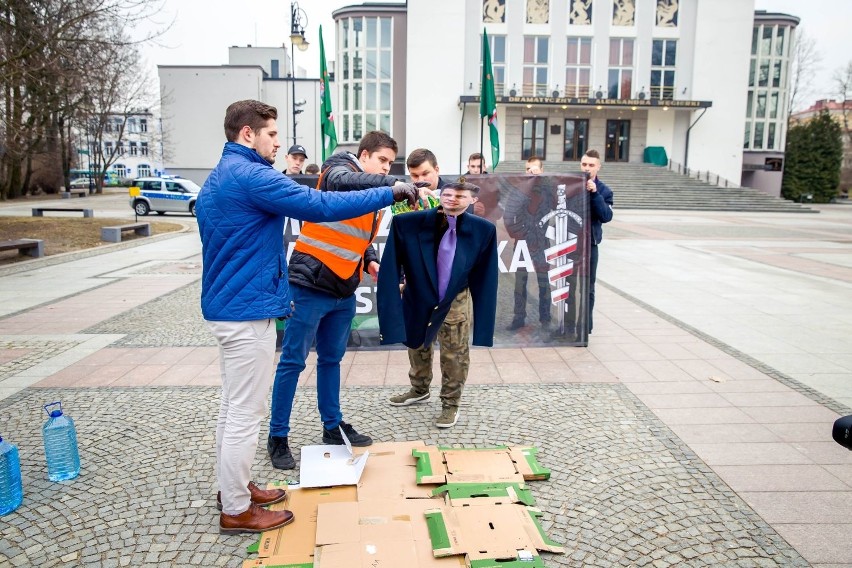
{"left": 0, "top": 0, "right": 167, "bottom": 199}
{"left": 788, "top": 29, "right": 822, "bottom": 119}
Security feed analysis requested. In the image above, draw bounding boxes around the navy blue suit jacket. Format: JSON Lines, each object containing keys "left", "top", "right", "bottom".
{"left": 377, "top": 208, "right": 498, "bottom": 348}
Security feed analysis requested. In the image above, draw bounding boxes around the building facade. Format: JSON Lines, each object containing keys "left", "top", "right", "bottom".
{"left": 158, "top": 46, "right": 323, "bottom": 184}
{"left": 741, "top": 11, "right": 799, "bottom": 196}
{"left": 76, "top": 109, "right": 162, "bottom": 184}
{"left": 157, "top": 0, "right": 799, "bottom": 190}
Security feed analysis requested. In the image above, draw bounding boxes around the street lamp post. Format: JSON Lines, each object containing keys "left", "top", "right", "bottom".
{"left": 289, "top": 1, "right": 310, "bottom": 146}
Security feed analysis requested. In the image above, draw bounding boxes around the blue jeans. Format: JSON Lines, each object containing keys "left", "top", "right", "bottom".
{"left": 269, "top": 284, "right": 355, "bottom": 437}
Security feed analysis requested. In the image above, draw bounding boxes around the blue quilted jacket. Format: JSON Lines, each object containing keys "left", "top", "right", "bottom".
{"left": 197, "top": 142, "right": 395, "bottom": 321}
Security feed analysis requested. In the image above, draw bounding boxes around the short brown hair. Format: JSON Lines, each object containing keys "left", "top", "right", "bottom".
{"left": 526, "top": 156, "right": 543, "bottom": 167}
{"left": 445, "top": 180, "right": 480, "bottom": 196}
{"left": 406, "top": 148, "right": 438, "bottom": 170}
{"left": 468, "top": 152, "right": 485, "bottom": 163}
{"left": 224, "top": 100, "right": 277, "bottom": 142}
{"left": 357, "top": 131, "right": 398, "bottom": 158}
{"left": 583, "top": 149, "right": 601, "bottom": 160}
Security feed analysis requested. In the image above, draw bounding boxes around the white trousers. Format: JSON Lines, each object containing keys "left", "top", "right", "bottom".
{"left": 206, "top": 319, "right": 276, "bottom": 515}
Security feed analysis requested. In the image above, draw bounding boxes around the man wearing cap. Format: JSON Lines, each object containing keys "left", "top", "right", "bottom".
{"left": 284, "top": 145, "right": 308, "bottom": 175}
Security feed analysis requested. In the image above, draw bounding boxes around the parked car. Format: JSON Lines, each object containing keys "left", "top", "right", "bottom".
{"left": 69, "top": 177, "right": 93, "bottom": 189}
{"left": 129, "top": 176, "right": 201, "bottom": 216}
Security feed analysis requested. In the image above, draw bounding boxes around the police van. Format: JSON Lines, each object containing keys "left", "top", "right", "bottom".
{"left": 129, "top": 176, "right": 202, "bottom": 216}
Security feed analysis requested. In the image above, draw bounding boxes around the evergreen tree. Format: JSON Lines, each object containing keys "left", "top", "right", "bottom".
{"left": 782, "top": 110, "right": 843, "bottom": 203}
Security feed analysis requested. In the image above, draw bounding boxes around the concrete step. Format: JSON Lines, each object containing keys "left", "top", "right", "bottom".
{"left": 492, "top": 161, "right": 815, "bottom": 213}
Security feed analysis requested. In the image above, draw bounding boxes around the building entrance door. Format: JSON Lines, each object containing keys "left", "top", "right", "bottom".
{"left": 605, "top": 120, "right": 630, "bottom": 162}
{"left": 563, "top": 119, "right": 589, "bottom": 160}
{"left": 522, "top": 117, "right": 547, "bottom": 159}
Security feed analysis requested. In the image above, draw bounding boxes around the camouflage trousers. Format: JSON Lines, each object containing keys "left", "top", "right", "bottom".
{"left": 407, "top": 288, "right": 471, "bottom": 408}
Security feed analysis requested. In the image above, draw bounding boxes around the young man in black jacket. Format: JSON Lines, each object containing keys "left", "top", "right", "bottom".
{"left": 267, "top": 131, "right": 425, "bottom": 470}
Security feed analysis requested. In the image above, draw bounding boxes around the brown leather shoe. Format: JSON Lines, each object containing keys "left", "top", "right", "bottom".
{"left": 216, "top": 481, "right": 287, "bottom": 511}
{"left": 219, "top": 502, "right": 294, "bottom": 535}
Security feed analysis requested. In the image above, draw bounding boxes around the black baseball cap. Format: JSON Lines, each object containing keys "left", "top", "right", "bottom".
{"left": 287, "top": 145, "right": 308, "bottom": 158}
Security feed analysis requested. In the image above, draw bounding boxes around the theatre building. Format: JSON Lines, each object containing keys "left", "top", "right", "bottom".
{"left": 333, "top": 0, "right": 795, "bottom": 189}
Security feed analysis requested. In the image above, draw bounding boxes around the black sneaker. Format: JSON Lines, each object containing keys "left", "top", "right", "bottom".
{"left": 506, "top": 318, "right": 525, "bottom": 331}
{"left": 267, "top": 435, "right": 296, "bottom": 470}
{"left": 322, "top": 421, "right": 373, "bottom": 447}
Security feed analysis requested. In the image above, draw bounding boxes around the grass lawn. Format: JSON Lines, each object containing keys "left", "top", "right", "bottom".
{"left": 0, "top": 216, "right": 185, "bottom": 265}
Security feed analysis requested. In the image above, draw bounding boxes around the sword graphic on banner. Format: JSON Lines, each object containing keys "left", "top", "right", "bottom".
{"left": 539, "top": 184, "right": 582, "bottom": 334}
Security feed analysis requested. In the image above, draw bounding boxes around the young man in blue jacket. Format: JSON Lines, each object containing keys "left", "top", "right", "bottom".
{"left": 197, "top": 100, "right": 418, "bottom": 535}
{"left": 571, "top": 149, "right": 614, "bottom": 334}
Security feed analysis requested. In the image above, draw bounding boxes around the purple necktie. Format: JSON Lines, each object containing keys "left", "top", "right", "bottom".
{"left": 436, "top": 215, "right": 457, "bottom": 301}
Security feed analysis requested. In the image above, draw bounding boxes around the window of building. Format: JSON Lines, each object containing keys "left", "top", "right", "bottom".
{"left": 339, "top": 15, "right": 392, "bottom": 142}
{"left": 127, "top": 118, "right": 138, "bottom": 134}
{"left": 523, "top": 36, "right": 549, "bottom": 96}
{"left": 650, "top": 39, "right": 676, "bottom": 100}
{"left": 113, "top": 163, "right": 128, "bottom": 178}
{"left": 522, "top": 117, "right": 547, "bottom": 159}
{"left": 481, "top": 34, "right": 507, "bottom": 95}
{"left": 271, "top": 59, "right": 279, "bottom": 78}
{"left": 607, "top": 38, "right": 633, "bottom": 99}
{"left": 140, "top": 142, "right": 149, "bottom": 156}
{"left": 753, "top": 122, "right": 764, "bottom": 149}
{"left": 565, "top": 37, "right": 591, "bottom": 97}
{"left": 137, "top": 164, "right": 151, "bottom": 177}
{"left": 129, "top": 142, "right": 138, "bottom": 156}
{"left": 104, "top": 141, "right": 113, "bottom": 154}
{"left": 139, "top": 119, "right": 147, "bottom": 133}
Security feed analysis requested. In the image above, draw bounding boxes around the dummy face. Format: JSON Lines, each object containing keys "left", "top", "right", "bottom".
{"left": 244, "top": 119, "right": 280, "bottom": 164}
{"left": 580, "top": 155, "right": 601, "bottom": 179}
{"left": 359, "top": 147, "right": 397, "bottom": 175}
{"left": 285, "top": 153, "right": 306, "bottom": 174}
{"left": 408, "top": 161, "right": 441, "bottom": 190}
{"left": 440, "top": 187, "right": 474, "bottom": 216}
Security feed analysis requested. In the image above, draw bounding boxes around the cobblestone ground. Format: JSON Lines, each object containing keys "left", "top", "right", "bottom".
{"left": 84, "top": 281, "right": 213, "bottom": 347}
{"left": 0, "top": 338, "right": 86, "bottom": 380}
{"left": 0, "top": 385, "right": 807, "bottom": 567}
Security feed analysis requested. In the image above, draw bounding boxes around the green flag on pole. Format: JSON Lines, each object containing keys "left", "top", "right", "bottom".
{"left": 480, "top": 30, "right": 499, "bottom": 170}
{"left": 319, "top": 25, "right": 338, "bottom": 161}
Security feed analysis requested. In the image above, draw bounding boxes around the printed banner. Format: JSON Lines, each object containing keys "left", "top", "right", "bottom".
{"left": 282, "top": 174, "right": 591, "bottom": 349}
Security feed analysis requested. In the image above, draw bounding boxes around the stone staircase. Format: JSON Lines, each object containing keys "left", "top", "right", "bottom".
{"left": 493, "top": 161, "right": 816, "bottom": 213}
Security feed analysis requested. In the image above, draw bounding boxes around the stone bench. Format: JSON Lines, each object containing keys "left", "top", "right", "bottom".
{"left": 0, "top": 239, "right": 44, "bottom": 258}
{"left": 61, "top": 188, "right": 87, "bottom": 199}
{"left": 101, "top": 222, "right": 151, "bottom": 243}
{"left": 32, "top": 207, "right": 94, "bottom": 218}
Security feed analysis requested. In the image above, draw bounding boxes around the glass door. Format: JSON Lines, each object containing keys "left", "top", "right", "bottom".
{"left": 605, "top": 120, "right": 630, "bottom": 162}
{"left": 522, "top": 117, "right": 547, "bottom": 159}
{"left": 563, "top": 119, "right": 589, "bottom": 160}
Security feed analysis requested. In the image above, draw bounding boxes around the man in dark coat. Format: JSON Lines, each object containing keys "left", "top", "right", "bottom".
{"left": 379, "top": 181, "right": 498, "bottom": 427}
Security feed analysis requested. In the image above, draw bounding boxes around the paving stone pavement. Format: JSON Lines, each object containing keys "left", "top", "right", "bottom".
{"left": 0, "top": 385, "right": 807, "bottom": 567}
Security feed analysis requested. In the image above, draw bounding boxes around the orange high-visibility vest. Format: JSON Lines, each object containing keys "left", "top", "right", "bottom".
{"left": 294, "top": 210, "right": 384, "bottom": 279}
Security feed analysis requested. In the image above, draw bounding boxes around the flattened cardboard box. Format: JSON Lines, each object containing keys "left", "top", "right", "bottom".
{"left": 313, "top": 499, "right": 464, "bottom": 567}
{"left": 247, "top": 485, "right": 357, "bottom": 566}
{"left": 425, "top": 503, "right": 564, "bottom": 566}
{"left": 357, "top": 440, "right": 437, "bottom": 500}
{"left": 413, "top": 446, "right": 549, "bottom": 485}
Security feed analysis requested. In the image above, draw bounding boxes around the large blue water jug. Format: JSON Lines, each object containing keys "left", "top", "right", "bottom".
{"left": 42, "top": 401, "right": 80, "bottom": 482}
{"left": 0, "top": 434, "right": 23, "bottom": 515}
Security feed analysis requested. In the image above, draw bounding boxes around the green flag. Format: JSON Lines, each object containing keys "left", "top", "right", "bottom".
{"left": 480, "top": 30, "right": 499, "bottom": 170}
{"left": 319, "top": 25, "right": 338, "bottom": 161}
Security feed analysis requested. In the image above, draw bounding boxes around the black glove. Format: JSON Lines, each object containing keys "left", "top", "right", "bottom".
{"left": 277, "top": 300, "right": 296, "bottom": 321}
{"left": 391, "top": 183, "right": 418, "bottom": 208}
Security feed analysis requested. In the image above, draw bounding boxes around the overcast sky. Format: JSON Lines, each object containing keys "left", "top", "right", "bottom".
{"left": 137, "top": 0, "right": 849, "bottom": 103}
